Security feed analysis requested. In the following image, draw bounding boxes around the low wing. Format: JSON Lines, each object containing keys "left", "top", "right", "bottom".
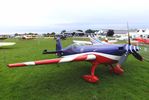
{"left": 8, "top": 54, "right": 96, "bottom": 68}
{"left": 0, "top": 42, "right": 16, "bottom": 47}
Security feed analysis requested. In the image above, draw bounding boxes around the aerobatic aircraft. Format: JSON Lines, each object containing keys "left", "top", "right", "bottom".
{"left": 73, "top": 36, "right": 117, "bottom": 45}
{"left": 8, "top": 36, "right": 143, "bottom": 83}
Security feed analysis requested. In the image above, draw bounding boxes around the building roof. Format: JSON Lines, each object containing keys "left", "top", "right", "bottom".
{"left": 64, "top": 30, "right": 84, "bottom": 34}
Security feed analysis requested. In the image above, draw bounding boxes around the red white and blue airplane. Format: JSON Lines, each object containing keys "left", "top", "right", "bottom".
{"left": 8, "top": 36, "right": 143, "bottom": 83}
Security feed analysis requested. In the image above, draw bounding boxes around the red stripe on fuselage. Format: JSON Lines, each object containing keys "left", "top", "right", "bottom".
{"left": 73, "top": 55, "right": 88, "bottom": 61}
{"left": 94, "top": 54, "right": 118, "bottom": 64}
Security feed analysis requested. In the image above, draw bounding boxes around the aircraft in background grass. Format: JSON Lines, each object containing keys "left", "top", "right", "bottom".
{"left": 8, "top": 35, "right": 143, "bottom": 83}
{"left": 22, "top": 35, "right": 35, "bottom": 40}
{"left": 134, "top": 37, "right": 149, "bottom": 44}
{"left": 73, "top": 36, "right": 117, "bottom": 45}
{"left": 0, "top": 42, "right": 16, "bottom": 47}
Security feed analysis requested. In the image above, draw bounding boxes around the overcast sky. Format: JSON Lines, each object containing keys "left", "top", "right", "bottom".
{"left": 0, "top": 0, "right": 149, "bottom": 34}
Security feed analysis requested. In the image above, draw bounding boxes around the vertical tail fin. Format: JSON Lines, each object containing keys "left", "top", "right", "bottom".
{"left": 56, "top": 37, "right": 63, "bottom": 56}
{"left": 56, "top": 37, "right": 62, "bottom": 51}
{"left": 42, "top": 37, "right": 63, "bottom": 56}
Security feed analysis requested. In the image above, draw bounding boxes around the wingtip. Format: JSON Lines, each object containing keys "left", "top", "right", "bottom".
{"left": 7, "top": 63, "right": 26, "bottom": 68}
{"left": 7, "top": 64, "right": 14, "bottom": 68}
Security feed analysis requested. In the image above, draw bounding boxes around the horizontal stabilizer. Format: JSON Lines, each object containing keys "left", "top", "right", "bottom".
{"left": 42, "top": 49, "right": 62, "bottom": 54}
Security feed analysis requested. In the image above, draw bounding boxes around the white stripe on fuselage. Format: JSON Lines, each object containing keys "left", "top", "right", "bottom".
{"left": 62, "top": 52, "right": 121, "bottom": 61}
{"left": 86, "top": 55, "right": 96, "bottom": 60}
{"left": 59, "top": 57, "right": 75, "bottom": 63}
{"left": 59, "top": 54, "right": 96, "bottom": 63}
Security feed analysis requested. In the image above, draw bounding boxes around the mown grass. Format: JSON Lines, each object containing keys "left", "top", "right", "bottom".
{"left": 0, "top": 38, "right": 149, "bottom": 100}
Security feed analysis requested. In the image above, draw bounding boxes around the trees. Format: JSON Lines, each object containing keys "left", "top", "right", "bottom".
{"left": 61, "top": 30, "right": 66, "bottom": 34}
{"left": 50, "top": 32, "right": 55, "bottom": 37}
{"left": 14, "top": 33, "right": 18, "bottom": 36}
{"left": 51, "top": 32, "right": 55, "bottom": 35}
{"left": 106, "top": 29, "right": 115, "bottom": 37}
{"left": 28, "top": 33, "right": 33, "bottom": 35}
{"left": 72, "top": 32, "right": 75, "bottom": 36}
{"left": 42, "top": 32, "right": 55, "bottom": 37}
{"left": 85, "top": 29, "right": 95, "bottom": 33}
{"left": 77, "top": 30, "right": 83, "bottom": 32}
{"left": 46, "top": 33, "right": 50, "bottom": 35}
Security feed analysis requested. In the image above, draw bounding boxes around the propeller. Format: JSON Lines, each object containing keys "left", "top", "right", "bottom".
{"left": 127, "top": 22, "right": 131, "bottom": 45}
{"left": 118, "top": 23, "right": 143, "bottom": 65}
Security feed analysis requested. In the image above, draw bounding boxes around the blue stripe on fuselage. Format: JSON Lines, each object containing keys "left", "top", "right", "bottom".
{"left": 62, "top": 44, "right": 126, "bottom": 56}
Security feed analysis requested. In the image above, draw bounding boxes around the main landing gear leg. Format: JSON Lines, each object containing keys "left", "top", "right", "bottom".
{"left": 83, "top": 61, "right": 99, "bottom": 83}
{"left": 110, "top": 64, "right": 124, "bottom": 75}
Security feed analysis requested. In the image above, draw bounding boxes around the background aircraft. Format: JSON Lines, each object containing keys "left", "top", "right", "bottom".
{"left": 22, "top": 35, "right": 35, "bottom": 40}
{"left": 0, "top": 42, "right": 16, "bottom": 47}
{"left": 134, "top": 37, "right": 149, "bottom": 44}
{"left": 73, "top": 36, "right": 117, "bottom": 45}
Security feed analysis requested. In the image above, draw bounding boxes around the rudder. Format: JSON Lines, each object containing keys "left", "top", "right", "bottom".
{"left": 56, "top": 37, "right": 63, "bottom": 56}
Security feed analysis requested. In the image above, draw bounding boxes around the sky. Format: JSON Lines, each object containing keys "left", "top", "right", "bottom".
{"left": 0, "top": 0, "right": 149, "bottom": 34}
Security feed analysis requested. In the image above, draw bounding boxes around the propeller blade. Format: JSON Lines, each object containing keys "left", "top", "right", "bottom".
{"left": 132, "top": 51, "right": 143, "bottom": 61}
{"left": 118, "top": 52, "right": 129, "bottom": 65}
{"left": 127, "top": 22, "right": 131, "bottom": 45}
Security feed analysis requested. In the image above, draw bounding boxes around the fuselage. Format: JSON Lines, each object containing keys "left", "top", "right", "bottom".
{"left": 60, "top": 44, "right": 127, "bottom": 64}
{"left": 62, "top": 44, "right": 126, "bottom": 56}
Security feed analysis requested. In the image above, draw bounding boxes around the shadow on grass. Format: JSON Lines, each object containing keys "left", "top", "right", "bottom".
{"left": 0, "top": 47, "right": 17, "bottom": 50}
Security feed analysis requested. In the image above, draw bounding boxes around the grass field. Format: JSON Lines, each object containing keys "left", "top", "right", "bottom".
{"left": 0, "top": 38, "right": 149, "bottom": 100}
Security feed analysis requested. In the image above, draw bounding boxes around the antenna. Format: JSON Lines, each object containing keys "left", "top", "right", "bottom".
{"left": 127, "top": 22, "right": 131, "bottom": 45}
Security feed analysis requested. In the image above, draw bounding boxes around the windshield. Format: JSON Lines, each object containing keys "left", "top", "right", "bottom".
{"left": 64, "top": 43, "right": 86, "bottom": 50}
